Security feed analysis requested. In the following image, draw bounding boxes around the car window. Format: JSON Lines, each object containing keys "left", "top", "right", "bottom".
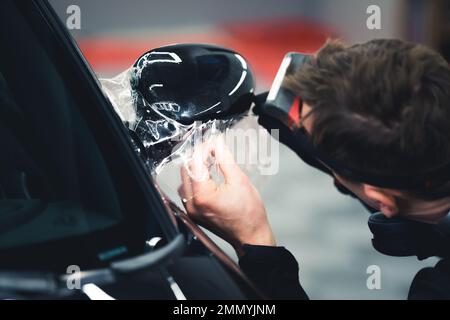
{"left": 0, "top": 0, "right": 168, "bottom": 270}
{"left": 0, "top": 2, "right": 125, "bottom": 251}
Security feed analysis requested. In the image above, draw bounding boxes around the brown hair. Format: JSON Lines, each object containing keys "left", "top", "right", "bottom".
{"left": 287, "top": 39, "right": 450, "bottom": 199}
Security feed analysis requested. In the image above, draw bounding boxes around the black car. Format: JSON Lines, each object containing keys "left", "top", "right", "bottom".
{"left": 0, "top": 0, "right": 261, "bottom": 300}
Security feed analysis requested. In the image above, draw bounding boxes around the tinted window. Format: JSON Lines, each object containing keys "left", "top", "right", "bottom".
{"left": 0, "top": 0, "right": 169, "bottom": 270}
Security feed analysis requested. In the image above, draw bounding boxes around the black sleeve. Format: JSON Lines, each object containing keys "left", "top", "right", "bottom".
{"left": 238, "top": 245, "right": 308, "bottom": 300}
{"left": 408, "top": 259, "right": 450, "bottom": 300}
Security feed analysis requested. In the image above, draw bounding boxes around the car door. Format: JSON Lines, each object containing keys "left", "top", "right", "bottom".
{"left": 0, "top": 0, "right": 261, "bottom": 299}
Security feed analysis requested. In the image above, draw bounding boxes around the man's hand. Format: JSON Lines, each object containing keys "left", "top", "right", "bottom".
{"left": 178, "top": 138, "right": 276, "bottom": 257}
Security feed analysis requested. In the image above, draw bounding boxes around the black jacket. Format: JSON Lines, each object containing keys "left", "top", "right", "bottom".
{"left": 239, "top": 244, "right": 450, "bottom": 300}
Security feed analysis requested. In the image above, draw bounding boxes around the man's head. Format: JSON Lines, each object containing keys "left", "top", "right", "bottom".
{"left": 288, "top": 39, "right": 450, "bottom": 222}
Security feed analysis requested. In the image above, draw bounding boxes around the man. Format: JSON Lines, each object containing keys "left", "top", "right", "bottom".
{"left": 178, "top": 39, "right": 450, "bottom": 299}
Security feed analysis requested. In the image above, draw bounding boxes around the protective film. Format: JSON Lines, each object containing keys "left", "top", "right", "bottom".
{"left": 100, "top": 44, "right": 278, "bottom": 206}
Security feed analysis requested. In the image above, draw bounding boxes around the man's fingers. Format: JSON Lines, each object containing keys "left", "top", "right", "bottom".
{"left": 180, "top": 137, "right": 244, "bottom": 211}
{"left": 186, "top": 141, "right": 217, "bottom": 197}
{"left": 187, "top": 138, "right": 214, "bottom": 180}
{"left": 213, "top": 136, "right": 246, "bottom": 184}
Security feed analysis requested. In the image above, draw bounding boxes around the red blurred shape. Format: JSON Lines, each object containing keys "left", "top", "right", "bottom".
{"left": 77, "top": 18, "right": 335, "bottom": 84}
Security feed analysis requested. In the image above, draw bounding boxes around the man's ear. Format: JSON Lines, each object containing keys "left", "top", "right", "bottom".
{"left": 362, "top": 184, "right": 399, "bottom": 218}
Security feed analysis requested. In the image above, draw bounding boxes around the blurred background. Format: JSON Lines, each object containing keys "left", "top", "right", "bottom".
{"left": 50, "top": 0, "right": 450, "bottom": 299}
